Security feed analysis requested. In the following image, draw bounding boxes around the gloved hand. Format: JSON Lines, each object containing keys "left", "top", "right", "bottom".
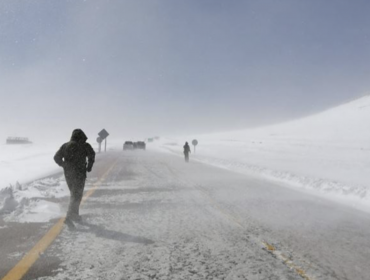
{"left": 86, "top": 163, "right": 93, "bottom": 172}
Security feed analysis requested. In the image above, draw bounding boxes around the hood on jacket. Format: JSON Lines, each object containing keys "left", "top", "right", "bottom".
{"left": 70, "top": 129, "right": 88, "bottom": 143}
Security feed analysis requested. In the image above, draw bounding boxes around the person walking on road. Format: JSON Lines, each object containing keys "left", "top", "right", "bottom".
{"left": 184, "top": 142, "right": 191, "bottom": 162}
{"left": 54, "top": 129, "right": 95, "bottom": 227}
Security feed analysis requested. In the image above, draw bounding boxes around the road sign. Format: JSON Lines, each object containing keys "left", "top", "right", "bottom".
{"left": 192, "top": 139, "right": 198, "bottom": 153}
{"left": 98, "top": 129, "right": 109, "bottom": 140}
{"left": 98, "top": 129, "right": 109, "bottom": 153}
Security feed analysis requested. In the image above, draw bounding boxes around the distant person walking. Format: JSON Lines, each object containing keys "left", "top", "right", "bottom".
{"left": 184, "top": 142, "right": 191, "bottom": 162}
{"left": 54, "top": 129, "right": 95, "bottom": 227}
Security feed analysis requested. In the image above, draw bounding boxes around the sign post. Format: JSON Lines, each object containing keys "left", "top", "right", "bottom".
{"left": 96, "top": 137, "right": 103, "bottom": 153}
{"left": 192, "top": 139, "right": 198, "bottom": 154}
{"left": 98, "top": 129, "right": 109, "bottom": 153}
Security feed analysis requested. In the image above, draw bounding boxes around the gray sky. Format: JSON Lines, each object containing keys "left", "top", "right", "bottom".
{"left": 1, "top": 0, "right": 370, "bottom": 142}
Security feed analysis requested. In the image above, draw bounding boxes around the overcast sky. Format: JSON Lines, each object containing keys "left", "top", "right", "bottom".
{"left": 1, "top": 0, "right": 370, "bottom": 142}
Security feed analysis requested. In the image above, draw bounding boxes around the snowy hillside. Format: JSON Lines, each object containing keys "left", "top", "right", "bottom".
{"left": 226, "top": 95, "right": 370, "bottom": 142}
{"left": 155, "top": 95, "right": 370, "bottom": 213}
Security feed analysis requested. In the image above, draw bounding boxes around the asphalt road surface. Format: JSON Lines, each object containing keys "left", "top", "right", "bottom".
{"left": 1, "top": 150, "right": 370, "bottom": 280}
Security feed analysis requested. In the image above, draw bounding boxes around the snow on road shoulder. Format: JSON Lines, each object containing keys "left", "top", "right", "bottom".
{"left": 0, "top": 176, "right": 69, "bottom": 223}
{"left": 151, "top": 96, "right": 370, "bottom": 213}
{"left": 196, "top": 153, "right": 370, "bottom": 213}
{"left": 0, "top": 141, "right": 103, "bottom": 223}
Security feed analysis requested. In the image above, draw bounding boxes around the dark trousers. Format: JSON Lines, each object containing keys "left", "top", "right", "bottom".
{"left": 65, "top": 173, "right": 86, "bottom": 218}
{"left": 184, "top": 153, "right": 189, "bottom": 162}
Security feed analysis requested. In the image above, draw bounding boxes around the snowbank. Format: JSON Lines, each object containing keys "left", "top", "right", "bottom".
{"left": 153, "top": 96, "right": 370, "bottom": 213}
{"left": 0, "top": 177, "right": 69, "bottom": 223}
{"left": 0, "top": 141, "right": 99, "bottom": 223}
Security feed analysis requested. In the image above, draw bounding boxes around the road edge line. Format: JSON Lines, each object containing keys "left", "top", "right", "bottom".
{"left": 198, "top": 188, "right": 313, "bottom": 280}
{"left": 1, "top": 161, "right": 117, "bottom": 280}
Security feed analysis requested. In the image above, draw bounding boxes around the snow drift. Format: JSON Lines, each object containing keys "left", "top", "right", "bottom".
{"left": 155, "top": 95, "right": 370, "bottom": 213}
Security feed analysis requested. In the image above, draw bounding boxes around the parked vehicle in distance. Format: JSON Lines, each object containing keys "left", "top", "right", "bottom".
{"left": 123, "top": 141, "right": 134, "bottom": 150}
{"left": 6, "top": 137, "right": 32, "bottom": 145}
{"left": 136, "top": 141, "right": 146, "bottom": 150}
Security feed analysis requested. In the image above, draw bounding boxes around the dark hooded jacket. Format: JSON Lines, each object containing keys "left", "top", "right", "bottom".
{"left": 54, "top": 129, "right": 95, "bottom": 178}
{"left": 183, "top": 142, "right": 191, "bottom": 155}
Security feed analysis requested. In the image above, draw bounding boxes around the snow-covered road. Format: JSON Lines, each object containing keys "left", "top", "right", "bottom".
{"left": 2, "top": 150, "right": 370, "bottom": 280}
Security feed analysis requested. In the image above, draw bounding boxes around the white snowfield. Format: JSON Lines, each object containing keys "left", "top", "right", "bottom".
{"left": 155, "top": 95, "right": 370, "bottom": 213}
{"left": 1, "top": 95, "right": 370, "bottom": 220}
{"left": 0, "top": 143, "right": 60, "bottom": 189}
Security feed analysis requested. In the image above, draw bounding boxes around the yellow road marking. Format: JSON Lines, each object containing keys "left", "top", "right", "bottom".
{"left": 2, "top": 161, "right": 117, "bottom": 280}
{"left": 263, "top": 241, "right": 276, "bottom": 252}
{"left": 197, "top": 188, "right": 313, "bottom": 280}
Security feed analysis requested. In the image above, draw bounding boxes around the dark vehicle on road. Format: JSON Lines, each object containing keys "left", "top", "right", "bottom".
{"left": 136, "top": 141, "right": 146, "bottom": 150}
{"left": 123, "top": 141, "right": 134, "bottom": 150}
